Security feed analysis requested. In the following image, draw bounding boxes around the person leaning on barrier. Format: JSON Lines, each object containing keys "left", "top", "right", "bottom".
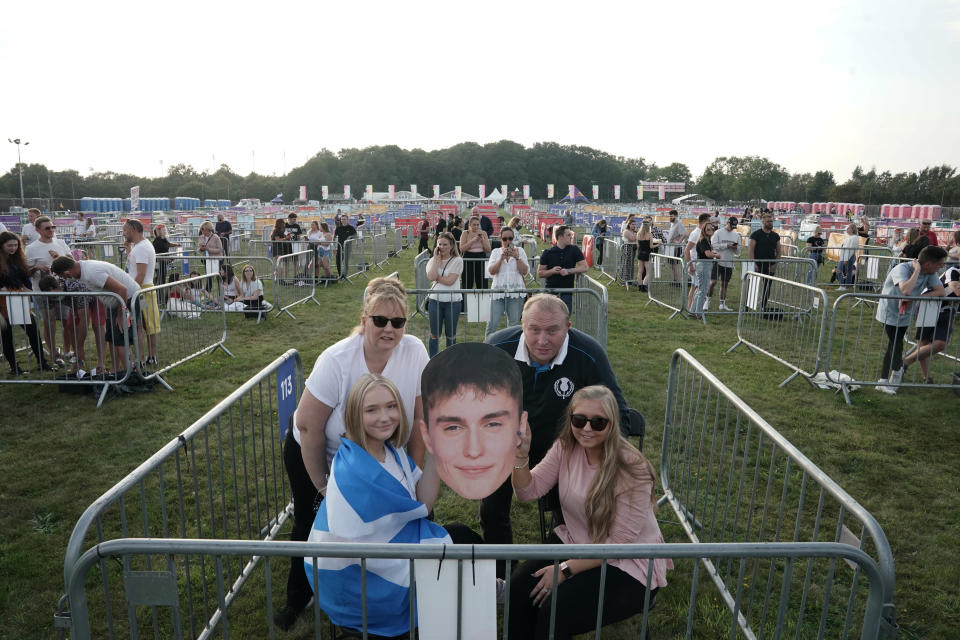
{"left": 509, "top": 385, "right": 671, "bottom": 640}
{"left": 538, "top": 226, "right": 587, "bottom": 313}
{"left": 748, "top": 213, "right": 781, "bottom": 310}
{"left": 277, "top": 277, "right": 429, "bottom": 631}
{"left": 873, "top": 245, "right": 947, "bottom": 395}
{"left": 52, "top": 255, "right": 141, "bottom": 374}
{"left": 483, "top": 294, "right": 630, "bottom": 546}
{"left": 900, "top": 261, "right": 958, "bottom": 385}
{"left": 0, "top": 231, "right": 52, "bottom": 374}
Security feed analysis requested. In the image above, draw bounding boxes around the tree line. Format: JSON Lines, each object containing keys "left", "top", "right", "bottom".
{"left": 2, "top": 140, "right": 958, "bottom": 207}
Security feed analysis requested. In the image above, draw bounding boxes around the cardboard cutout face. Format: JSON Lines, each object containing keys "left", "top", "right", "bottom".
{"left": 420, "top": 343, "right": 524, "bottom": 500}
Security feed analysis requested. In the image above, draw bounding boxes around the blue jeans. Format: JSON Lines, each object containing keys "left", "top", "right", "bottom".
{"left": 429, "top": 299, "right": 461, "bottom": 357}
{"left": 840, "top": 256, "right": 856, "bottom": 285}
{"left": 691, "top": 260, "right": 713, "bottom": 315}
{"left": 486, "top": 296, "right": 523, "bottom": 338}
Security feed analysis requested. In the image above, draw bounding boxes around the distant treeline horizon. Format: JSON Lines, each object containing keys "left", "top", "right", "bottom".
{"left": 3, "top": 141, "right": 959, "bottom": 208}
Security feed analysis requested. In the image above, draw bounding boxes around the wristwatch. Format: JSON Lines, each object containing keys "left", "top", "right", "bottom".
{"left": 560, "top": 561, "right": 573, "bottom": 579}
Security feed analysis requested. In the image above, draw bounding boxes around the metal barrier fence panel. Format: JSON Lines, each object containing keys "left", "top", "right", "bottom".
{"left": 646, "top": 253, "right": 689, "bottom": 319}
{"left": 596, "top": 237, "right": 622, "bottom": 284}
{"left": 371, "top": 232, "right": 389, "bottom": 267}
{"left": 341, "top": 236, "right": 368, "bottom": 282}
{"left": 662, "top": 349, "right": 897, "bottom": 639}
{"left": 154, "top": 254, "right": 279, "bottom": 315}
{"left": 56, "top": 349, "right": 304, "bottom": 638}
{"left": 0, "top": 290, "right": 133, "bottom": 406}
{"left": 62, "top": 539, "right": 892, "bottom": 640}
{"left": 727, "top": 272, "right": 830, "bottom": 386}
{"left": 572, "top": 273, "right": 609, "bottom": 347}
{"left": 273, "top": 250, "right": 320, "bottom": 319}
{"left": 247, "top": 239, "right": 312, "bottom": 260}
{"left": 824, "top": 292, "right": 960, "bottom": 403}
{"left": 69, "top": 241, "right": 126, "bottom": 266}
{"left": 134, "top": 273, "right": 233, "bottom": 390}
{"left": 851, "top": 255, "right": 910, "bottom": 295}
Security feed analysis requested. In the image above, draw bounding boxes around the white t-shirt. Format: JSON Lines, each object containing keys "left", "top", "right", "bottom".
{"left": 667, "top": 220, "right": 686, "bottom": 244}
{"left": 299, "top": 333, "right": 429, "bottom": 467}
{"left": 379, "top": 446, "right": 422, "bottom": 490}
{"left": 240, "top": 279, "right": 263, "bottom": 298}
{"left": 427, "top": 255, "right": 463, "bottom": 302}
{"left": 26, "top": 237, "right": 71, "bottom": 290}
{"left": 840, "top": 234, "right": 860, "bottom": 260}
{"left": 73, "top": 220, "right": 87, "bottom": 237}
{"left": 486, "top": 246, "right": 528, "bottom": 299}
{"left": 78, "top": 259, "right": 141, "bottom": 304}
{"left": 22, "top": 223, "right": 40, "bottom": 245}
{"left": 712, "top": 228, "right": 742, "bottom": 266}
{"left": 126, "top": 239, "right": 157, "bottom": 286}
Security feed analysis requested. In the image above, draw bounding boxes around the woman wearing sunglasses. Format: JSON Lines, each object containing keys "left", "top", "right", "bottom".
{"left": 510, "top": 385, "right": 672, "bottom": 639}
{"left": 276, "top": 276, "right": 429, "bottom": 631}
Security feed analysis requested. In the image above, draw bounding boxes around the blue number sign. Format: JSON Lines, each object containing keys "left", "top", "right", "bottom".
{"left": 277, "top": 357, "right": 297, "bottom": 440}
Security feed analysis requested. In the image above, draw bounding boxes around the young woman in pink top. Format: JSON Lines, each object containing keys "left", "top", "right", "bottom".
{"left": 510, "top": 385, "right": 672, "bottom": 639}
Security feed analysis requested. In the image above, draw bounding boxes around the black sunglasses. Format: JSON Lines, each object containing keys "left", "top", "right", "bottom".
{"left": 369, "top": 315, "right": 407, "bottom": 328}
{"left": 570, "top": 414, "right": 610, "bottom": 431}
{"left": 501, "top": 235, "right": 514, "bottom": 241}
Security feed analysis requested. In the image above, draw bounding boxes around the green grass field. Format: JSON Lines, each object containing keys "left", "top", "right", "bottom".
{"left": 0, "top": 239, "right": 957, "bottom": 640}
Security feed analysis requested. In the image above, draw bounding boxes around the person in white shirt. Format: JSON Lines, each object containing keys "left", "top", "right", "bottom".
{"left": 683, "top": 213, "right": 712, "bottom": 311}
{"left": 123, "top": 219, "right": 159, "bottom": 364}
{"left": 25, "top": 216, "right": 72, "bottom": 364}
{"left": 52, "top": 256, "right": 141, "bottom": 372}
{"left": 665, "top": 209, "right": 687, "bottom": 282}
{"left": 21, "top": 208, "right": 41, "bottom": 245}
{"left": 838, "top": 223, "right": 861, "bottom": 290}
{"left": 485, "top": 226, "right": 529, "bottom": 338}
{"left": 72, "top": 211, "right": 87, "bottom": 238}
{"left": 711, "top": 216, "right": 742, "bottom": 311}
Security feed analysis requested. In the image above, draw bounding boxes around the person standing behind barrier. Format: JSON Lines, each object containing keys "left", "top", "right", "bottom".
{"left": 902, "top": 263, "right": 959, "bottom": 384}
{"left": 485, "top": 227, "right": 528, "bottom": 338}
{"left": 334, "top": 214, "right": 357, "bottom": 280}
{"left": 712, "top": 216, "right": 741, "bottom": 311}
{"left": 538, "top": 226, "right": 588, "bottom": 313}
{"left": 417, "top": 216, "right": 430, "bottom": 253}
{"left": 683, "top": 214, "right": 712, "bottom": 311}
{"left": 689, "top": 221, "right": 719, "bottom": 320}
{"left": 919, "top": 219, "right": 939, "bottom": 246}
{"left": 805, "top": 225, "right": 826, "bottom": 268}
{"left": 484, "top": 294, "right": 630, "bottom": 546}
{"left": 836, "top": 224, "right": 860, "bottom": 290}
{"left": 26, "top": 216, "right": 71, "bottom": 366}
{"left": 52, "top": 256, "right": 141, "bottom": 374}
{"left": 459, "top": 216, "right": 491, "bottom": 290}
{"left": 946, "top": 229, "right": 960, "bottom": 269}
{"left": 284, "top": 212, "right": 304, "bottom": 241}
{"left": 308, "top": 221, "right": 334, "bottom": 279}
{"left": 427, "top": 232, "right": 463, "bottom": 357}
{"left": 636, "top": 221, "right": 655, "bottom": 292}
{"left": 618, "top": 218, "right": 638, "bottom": 286}
{"left": 509, "top": 385, "right": 671, "bottom": 640}
{"left": 666, "top": 210, "right": 687, "bottom": 282}
{"left": 72, "top": 211, "right": 86, "bottom": 239}
{"left": 280, "top": 277, "right": 429, "bottom": 631}
{"left": 0, "top": 231, "right": 51, "bottom": 374}
{"left": 748, "top": 213, "right": 781, "bottom": 310}
{"left": 591, "top": 218, "right": 608, "bottom": 266}
{"left": 215, "top": 213, "right": 232, "bottom": 256}
{"left": 151, "top": 224, "right": 179, "bottom": 286}
{"left": 21, "top": 208, "right": 41, "bottom": 245}
{"left": 857, "top": 216, "right": 871, "bottom": 241}
{"left": 873, "top": 246, "right": 947, "bottom": 395}
{"left": 198, "top": 221, "right": 223, "bottom": 288}
{"left": 123, "top": 220, "right": 159, "bottom": 365}
{"left": 270, "top": 218, "right": 289, "bottom": 263}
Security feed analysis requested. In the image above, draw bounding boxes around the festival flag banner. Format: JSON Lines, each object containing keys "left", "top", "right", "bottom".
{"left": 547, "top": 184, "right": 554, "bottom": 198}
{"left": 523, "top": 184, "right": 530, "bottom": 199}
{"left": 433, "top": 184, "right": 440, "bottom": 198}
{"left": 299, "top": 185, "right": 307, "bottom": 201}
{"left": 592, "top": 185, "right": 599, "bottom": 200}
{"left": 479, "top": 184, "right": 485, "bottom": 199}
{"left": 130, "top": 186, "right": 140, "bottom": 212}
{"left": 568, "top": 185, "right": 575, "bottom": 199}
{"left": 637, "top": 185, "right": 644, "bottom": 200}
{"left": 389, "top": 184, "right": 396, "bottom": 199}
{"left": 365, "top": 185, "right": 373, "bottom": 199}
{"left": 344, "top": 185, "right": 351, "bottom": 200}
{"left": 410, "top": 184, "right": 417, "bottom": 196}
{"left": 322, "top": 185, "right": 329, "bottom": 200}
{"left": 659, "top": 185, "right": 666, "bottom": 201}
{"left": 500, "top": 184, "right": 508, "bottom": 197}
{"left": 455, "top": 186, "right": 462, "bottom": 200}
{"left": 614, "top": 185, "right": 621, "bottom": 200}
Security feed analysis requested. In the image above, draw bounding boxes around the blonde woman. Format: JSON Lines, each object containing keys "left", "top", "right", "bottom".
{"left": 510, "top": 385, "right": 672, "bottom": 639}
{"left": 636, "top": 221, "right": 653, "bottom": 292}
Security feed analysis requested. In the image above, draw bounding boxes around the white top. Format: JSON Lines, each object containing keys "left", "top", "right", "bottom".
{"left": 78, "top": 259, "right": 141, "bottom": 304}
{"left": 840, "top": 234, "right": 860, "bottom": 260}
{"left": 22, "top": 223, "right": 40, "bottom": 245}
{"left": 427, "top": 255, "right": 463, "bottom": 302}
{"left": 486, "top": 246, "right": 528, "bottom": 299}
{"left": 25, "top": 237, "right": 71, "bottom": 290}
{"left": 73, "top": 220, "right": 87, "bottom": 237}
{"left": 0, "top": 222, "right": 6, "bottom": 234}
{"left": 380, "top": 449, "right": 422, "bottom": 487}
{"left": 299, "top": 333, "right": 429, "bottom": 467}
{"left": 83, "top": 223, "right": 97, "bottom": 238}
{"left": 667, "top": 220, "right": 687, "bottom": 244}
{"left": 223, "top": 278, "right": 240, "bottom": 298}
{"left": 126, "top": 239, "right": 157, "bottom": 286}
{"left": 240, "top": 279, "right": 263, "bottom": 298}
{"left": 712, "top": 227, "right": 742, "bottom": 267}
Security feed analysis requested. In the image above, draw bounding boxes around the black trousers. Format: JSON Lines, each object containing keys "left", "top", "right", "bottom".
{"left": 755, "top": 261, "right": 775, "bottom": 309}
{"left": 281, "top": 429, "right": 322, "bottom": 612}
{"left": 462, "top": 251, "right": 488, "bottom": 289}
{"left": 508, "top": 533, "right": 656, "bottom": 640}
{"left": 417, "top": 236, "right": 429, "bottom": 254}
{"left": 880, "top": 324, "right": 909, "bottom": 379}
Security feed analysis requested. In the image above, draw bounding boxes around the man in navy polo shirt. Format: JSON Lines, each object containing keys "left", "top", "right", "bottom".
{"left": 538, "top": 225, "right": 587, "bottom": 312}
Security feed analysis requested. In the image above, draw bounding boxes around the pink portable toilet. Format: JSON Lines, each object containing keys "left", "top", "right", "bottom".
{"left": 880, "top": 204, "right": 891, "bottom": 218}
{"left": 900, "top": 205, "right": 913, "bottom": 219}
{"left": 915, "top": 205, "right": 928, "bottom": 219}
{"left": 930, "top": 205, "right": 943, "bottom": 220}
{"left": 799, "top": 202, "right": 811, "bottom": 214}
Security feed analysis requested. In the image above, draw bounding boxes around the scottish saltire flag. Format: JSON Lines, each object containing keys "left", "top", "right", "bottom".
{"left": 305, "top": 439, "right": 451, "bottom": 637}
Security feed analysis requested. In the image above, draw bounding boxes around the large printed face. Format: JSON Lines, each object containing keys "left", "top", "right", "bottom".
{"left": 420, "top": 386, "right": 524, "bottom": 500}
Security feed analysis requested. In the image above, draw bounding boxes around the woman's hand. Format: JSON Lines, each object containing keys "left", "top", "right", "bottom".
{"left": 516, "top": 413, "right": 531, "bottom": 461}
{"left": 529, "top": 564, "right": 565, "bottom": 607}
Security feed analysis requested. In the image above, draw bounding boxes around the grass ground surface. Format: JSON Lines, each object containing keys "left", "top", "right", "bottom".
{"left": 0, "top": 237, "right": 957, "bottom": 639}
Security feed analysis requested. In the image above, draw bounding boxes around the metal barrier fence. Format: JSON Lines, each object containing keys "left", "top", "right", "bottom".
{"left": 727, "top": 272, "right": 830, "bottom": 387}
{"left": 595, "top": 237, "right": 622, "bottom": 284}
{"left": 153, "top": 253, "right": 279, "bottom": 312}
{"left": 341, "top": 236, "right": 368, "bottom": 282}
{"left": 646, "top": 253, "right": 689, "bottom": 319}
{"left": 247, "top": 239, "right": 312, "bottom": 260}
{"left": 69, "top": 241, "right": 126, "bottom": 266}
{"left": 133, "top": 272, "right": 234, "bottom": 390}
{"left": 823, "top": 292, "right": 960, "bottom": 403}
{"left": 371, "top": 232, "right": 389, "bottom": 268}
{"left": 273, "top": 250, "right": 320, "bottom": 319}
{"left": 573, "top": 273, "right": 609, "bottom": 347}
{"left": 662, "top": 349, "right": 897, "bottom": 639}
{"left": 0, "top": 289, "right": 133, "bottom": 406}
{"left": 55, "top": 349, "right": 303, "bottom": 639}
{"left": 850, "top": 255, "right": 909, "bottom": 295}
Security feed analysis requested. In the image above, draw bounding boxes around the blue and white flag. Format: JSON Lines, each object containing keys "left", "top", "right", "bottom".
{"left": 306, "top": 439, "right": 450, "bottom": 637}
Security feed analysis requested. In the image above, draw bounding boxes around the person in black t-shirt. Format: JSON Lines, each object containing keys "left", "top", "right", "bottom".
{"left": 284, "top": 213, "right": 304, "bottom": 241}
{"left": 805, "top": 226, "right": 826, "bottom": 266}
{"left": 333, "top": 214, "right": 357, "bottom": 279}
{"left": 538, "top": 225, "right": 587, "bottom": 312}
{"left": 215, "top": 214, "right": 233, "bottom": 256}
{"left": 748, "top": 213, "right": 781, "bottom": 309}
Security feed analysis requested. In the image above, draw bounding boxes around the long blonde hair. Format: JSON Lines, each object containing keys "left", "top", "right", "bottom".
{"left": 343, "top": 374, "right": 410, "bottom": 452}
{"left": 557, "top": 385, "right": 658, "bottom": 543}
{"left": 351, "top": 276, "right": 408, "bottom": 336}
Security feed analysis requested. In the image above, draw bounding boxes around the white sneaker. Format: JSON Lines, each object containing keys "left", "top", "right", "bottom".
{"left": 703, "top": 299, "right": 711, "bottom": 311}
{"left": 889, "top": 368, "right": 904, "bottom": 386}
{"left": 719, "top": 302, "right": 732, "bottom": 311}
{"left": 837, "top": 286, "right": 847, "bottom": 291}
{"left": 874, "top": 379, "right": 897, "bottom": 395}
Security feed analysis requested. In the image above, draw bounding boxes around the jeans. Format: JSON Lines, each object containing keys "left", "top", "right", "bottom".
{"left": 840, "top": 256, "right": 856, "bottom": 285}
{"left": 428, "top": 299, "right": 461, "bottom": 357}
{"left": 485, "top": 296, "right": 523, "bottom": 338}
{"left": 691, "top": 260, "right": 713, "bottom": 315}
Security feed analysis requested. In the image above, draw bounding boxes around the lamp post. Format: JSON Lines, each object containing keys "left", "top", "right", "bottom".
{"left": 8, "top": 138, "right": 29, "bottom": 205}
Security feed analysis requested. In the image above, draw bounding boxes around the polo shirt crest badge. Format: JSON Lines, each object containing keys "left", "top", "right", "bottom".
{"left": 554, "top": 377, "right": 575, "bottom": 399}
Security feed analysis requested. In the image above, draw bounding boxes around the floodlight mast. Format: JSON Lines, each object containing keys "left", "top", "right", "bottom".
{"left": 8, "top": 138, "right": 29, "bottom": 205}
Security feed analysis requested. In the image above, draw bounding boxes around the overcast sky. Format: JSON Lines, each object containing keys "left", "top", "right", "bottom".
{"left": 3, "top": 0, "right": 958, "bottom": 183}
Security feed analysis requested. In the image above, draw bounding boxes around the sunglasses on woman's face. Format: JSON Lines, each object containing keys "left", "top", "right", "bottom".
{"left": 570, "top": 414, "right": 610, "bottom": 431}
{"left": 369, "top": 315, "right": 407, "bottom": 328}
{"left": 502, "top": 236, "right": 514, "bottom": 241}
